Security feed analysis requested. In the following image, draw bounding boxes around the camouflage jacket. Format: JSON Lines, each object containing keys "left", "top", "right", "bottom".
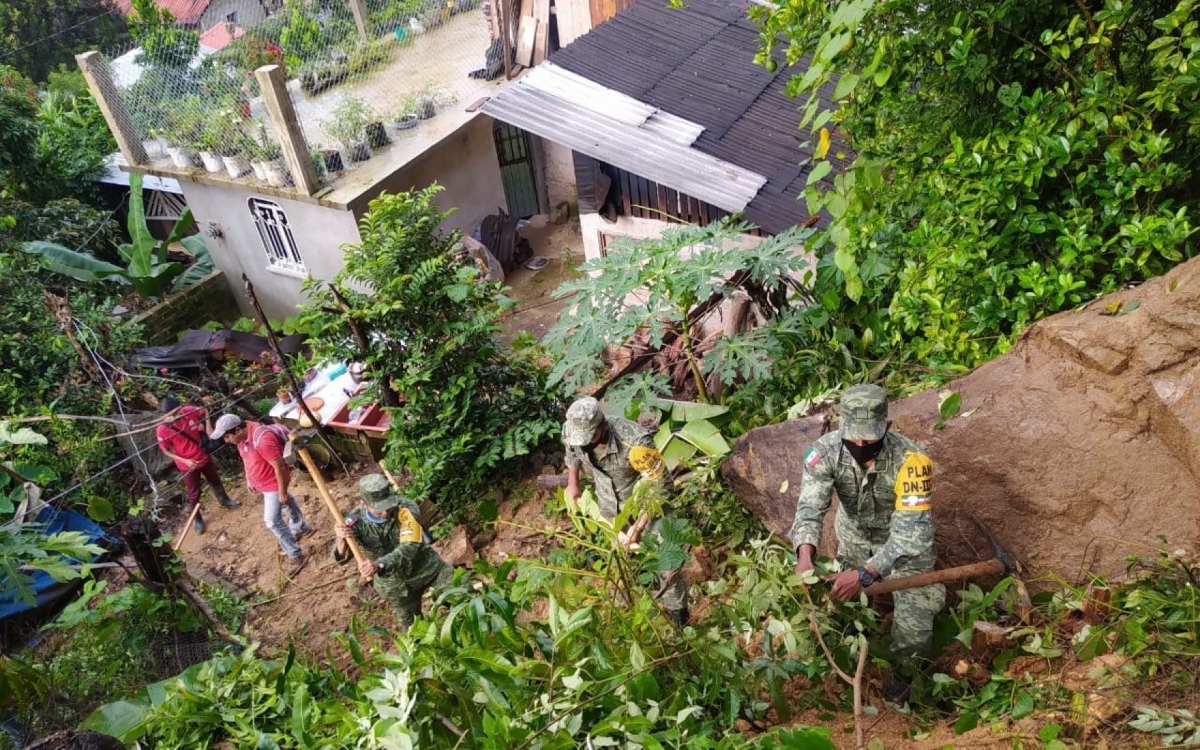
{"left": 787, "top": 430, "right": 935, "bottom": 578}
{"left": 333, "top": 500, "right": 445, "bottom": 588}
{"left": 564, "top": 416, "right": 673, "bottom": 520}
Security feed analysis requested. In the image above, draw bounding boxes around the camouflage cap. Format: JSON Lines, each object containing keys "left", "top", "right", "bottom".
{"left": 562, "top": 397, "right": 604, "bottom": 446}
{"left": 840, "top": 384, "right": 889, "bottom": 441}
{"left": 359, "top": 474, "right": 400, "bottom": 511}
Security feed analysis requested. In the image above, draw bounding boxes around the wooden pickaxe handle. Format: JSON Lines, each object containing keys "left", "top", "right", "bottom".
{"left": 294, "top": 443, "right": 370, "bottom": 574}
{"left": 172, "top": 502, "right": 204, "bottom": 552}
{"left": 865, "top": 557, "right": 1007, "bottom": 596}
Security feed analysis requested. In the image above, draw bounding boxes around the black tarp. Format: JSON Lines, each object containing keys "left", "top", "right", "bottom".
{"left": 131, "top": 330, "right": 306, "bottom": 371}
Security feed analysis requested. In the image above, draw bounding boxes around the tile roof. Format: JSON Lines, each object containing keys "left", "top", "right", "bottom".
{"left": 112, "top": 0, "right": 212, "bottom": 26}
{"left": 547, "top": 0, "right": 849, "bottom": 234}
{"left": 199, "top": 21, "right": 244, "bottom": 52}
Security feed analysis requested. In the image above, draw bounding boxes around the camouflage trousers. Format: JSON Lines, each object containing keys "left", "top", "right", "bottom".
{"left": 374, "top": 562, "right": 455, "bottom": 629}
{"left": 835, "top": 512, "right": 946, "bottom": 660}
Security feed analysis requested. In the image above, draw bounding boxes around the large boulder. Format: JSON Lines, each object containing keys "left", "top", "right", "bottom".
{"left": 724, "top": 256, "right": 1200, "bottom": 581}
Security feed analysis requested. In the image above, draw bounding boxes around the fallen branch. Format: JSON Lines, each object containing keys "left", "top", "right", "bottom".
{"left": 247, "top": 572, "right": 359, "bottom": 608}
{"left": 805, "top": 595, "right": 870, "bottom": 750}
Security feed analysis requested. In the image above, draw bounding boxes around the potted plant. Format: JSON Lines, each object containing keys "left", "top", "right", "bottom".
{"left": 166, "top": 100, "right": 204, "bottom": 168}
{"left": 195, "top": 119, "right": 225, "bottom": 174}
{"left": 320, "top": 95, "right": 375, "bottom": 164}
{"left": 221, "top": 129, "right": 253, "bottom": 179}
{"left": 249, "top": 124, "right": 289, "bottom": 186}
{"left": 394, "top": 93, "right": 419, "bottom": 130}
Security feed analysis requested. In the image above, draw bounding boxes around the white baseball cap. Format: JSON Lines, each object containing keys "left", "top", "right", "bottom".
{"left": 208, "top": 414, "right": 244, "bottom": 440}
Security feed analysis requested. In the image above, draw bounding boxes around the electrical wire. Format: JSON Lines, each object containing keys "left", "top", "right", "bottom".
{"left": 0, "top": 9, "right": 124, "bottom": 62}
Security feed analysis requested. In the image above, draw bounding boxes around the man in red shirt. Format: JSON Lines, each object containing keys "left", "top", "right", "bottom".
{"left": 156, "top": 396, "right": 240, "bottom": 534}
{"left": 210, "top": 413, "right": 312, "bottom": 575}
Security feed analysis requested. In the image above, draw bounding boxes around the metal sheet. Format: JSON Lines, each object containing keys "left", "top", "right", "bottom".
{"left": 482, "top": 84, "right": 765, "bottom": 211}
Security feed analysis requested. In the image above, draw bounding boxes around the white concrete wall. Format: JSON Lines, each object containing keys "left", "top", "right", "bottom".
{"left": 199, "top": 0, "right": 266, "bottom": 31}
{"left": 177, "top": 181, "right": 363, "bottom": 320}
{"left": 543, "top": 140, "right": 577, "bottom": 209}
{"left": 352, "top": 116, "right": 507, "bottom": 239}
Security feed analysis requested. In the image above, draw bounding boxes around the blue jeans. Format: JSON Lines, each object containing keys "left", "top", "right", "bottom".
{"left": 263, "top": 491, "right": 308, "bottom": 558}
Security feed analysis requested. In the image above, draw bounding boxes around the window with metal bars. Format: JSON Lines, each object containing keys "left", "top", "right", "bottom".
{"left": 248, "top": 197, "right": 306, "bottom": 276}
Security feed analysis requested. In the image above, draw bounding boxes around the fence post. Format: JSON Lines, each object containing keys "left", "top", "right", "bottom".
{"left": 255, "top": 64, "right": 321, "bottom": 196}
{"left": 76, "top": 51, "right": 149, "bottom": 167}
{"left": 348, "top": 0, "right": 370, "bottom": 40}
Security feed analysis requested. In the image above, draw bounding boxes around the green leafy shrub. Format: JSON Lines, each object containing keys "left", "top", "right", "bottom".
{"left": 753, "top": 0, "right": 1200, "bottom": 374}
{"left": 300, "top": 186, "right": 562, "bottom": 511}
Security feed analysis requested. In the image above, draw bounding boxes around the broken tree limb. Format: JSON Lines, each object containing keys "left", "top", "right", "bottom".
{"left": 241, "top": 274, "right": 347, "bottom": 475}
{"left": 327, "top": 283, "right": 400, "bottom": 408}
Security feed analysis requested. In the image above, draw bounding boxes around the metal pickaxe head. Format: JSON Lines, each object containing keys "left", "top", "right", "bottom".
{"left": 969, "top": 511, "right": 1018, "bottom": 576}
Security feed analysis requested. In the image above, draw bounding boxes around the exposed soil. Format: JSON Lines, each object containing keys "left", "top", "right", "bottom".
{"left": 500, "top": 218, "right": 582, "bottom": 340}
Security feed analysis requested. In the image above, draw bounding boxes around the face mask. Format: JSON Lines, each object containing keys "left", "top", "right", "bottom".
{"left": 363, "top": 508, "right": 388, "bottom": 523}
{"left": 842, "top": 437, "right": 885, "bottom": 466}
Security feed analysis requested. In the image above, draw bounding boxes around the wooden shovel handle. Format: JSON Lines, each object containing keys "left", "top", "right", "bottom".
{"left": 294, "top": 444, "right": 369, "bottom": 570}
{"left": 864, "top": 557, "right": 1006, "bottom": 596}
{"left": 172, "top": 502, "right": 203, "bottom": 552}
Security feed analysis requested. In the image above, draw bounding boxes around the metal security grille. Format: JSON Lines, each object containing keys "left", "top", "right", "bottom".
{"left": 493, "top": 122, "right": 539, "bottom": 218}
{"left": 248, "top": 197, "right": 306, "bottom": 275}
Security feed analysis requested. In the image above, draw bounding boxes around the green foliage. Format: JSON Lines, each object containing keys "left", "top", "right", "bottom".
{"left": 11, "top": 581, "right": 208, "bottom": 738}
{"left": 0, "top": 0, "right": 128, "bottom": 82}
{"left": 299, "top": 186, "right": 562, "bottom": 510}
{"left": 753, "top": 0, "right": 1200, "bottom": 373}
{"left": 547, "top": 217, "right": 815, "bottom": 405}
{"left": 128, "top": 0, "right": 199, "bottom": 69}
{"left": 22, "top": 173, "right": 213, "bottom": 299}
{"left": 0, "top": 524, "right": 103, "bottom": 608}
{"left": 86, "top": 519, "right": 849, "bottom": 749}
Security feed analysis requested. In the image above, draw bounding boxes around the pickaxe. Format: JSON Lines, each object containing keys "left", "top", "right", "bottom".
{"left": 864, "top": 513, "right": 1018, "bottom": 596}
{"left": 290, "top": 429, "right": 372, "bottom": 581}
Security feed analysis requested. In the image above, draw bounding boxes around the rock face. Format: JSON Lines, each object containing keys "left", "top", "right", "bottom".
{"left": 435, "top": 525, "right": 476, "bottom": 568}
{"left": 724, "top": 257, "right": 1200, "bottom": 582}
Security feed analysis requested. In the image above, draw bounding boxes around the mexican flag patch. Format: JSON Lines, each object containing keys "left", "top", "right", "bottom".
{"left": 804, "top": 447, "right": 821, "bottom": 469}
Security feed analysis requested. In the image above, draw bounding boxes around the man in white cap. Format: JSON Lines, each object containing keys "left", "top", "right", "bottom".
{"left": 562, "top": 396, "right": 689, "bottom": 626}
{"left": 210, "top": 414, "right": 312, "bottom": 575}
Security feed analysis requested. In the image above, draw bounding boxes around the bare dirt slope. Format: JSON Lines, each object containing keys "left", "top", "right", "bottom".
{"left": 725, "top": 255, "right": 1200, "bottom": 584}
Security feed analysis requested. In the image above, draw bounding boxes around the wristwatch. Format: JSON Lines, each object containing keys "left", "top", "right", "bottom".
{"left": 856, "top": 566, "right": 878, "bottom": 588}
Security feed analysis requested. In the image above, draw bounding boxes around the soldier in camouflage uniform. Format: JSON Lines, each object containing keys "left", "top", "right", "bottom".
{"left": 788, "top": 385, "right": 945, "bottom": 701}
{"left": 563, "top": 397, "right": 690, "bottom": 626}
{"left": 334, "top": 474, "right": 453, "bottom": 629}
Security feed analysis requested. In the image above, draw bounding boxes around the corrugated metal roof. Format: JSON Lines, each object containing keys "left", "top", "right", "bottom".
{"left": 535, "top": 0, "right": 850, "bottom": 233}
{"left": 483, "top": 69, "right": 765, "bottom": 211}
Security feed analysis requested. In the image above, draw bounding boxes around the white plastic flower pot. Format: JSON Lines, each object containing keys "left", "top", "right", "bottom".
{"left": 199, "top": 151, "right": 223, "bottom": 173}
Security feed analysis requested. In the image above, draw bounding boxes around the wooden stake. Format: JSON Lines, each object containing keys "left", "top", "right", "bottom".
{"left": 172, "top": 502, "right": 203, "bottom": 551}
{"left": 294, "top": 442, "right": 371, "bottom": 580}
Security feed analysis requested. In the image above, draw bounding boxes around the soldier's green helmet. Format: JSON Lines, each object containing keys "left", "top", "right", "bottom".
{"left": 840, "top": 385, "right": 889, "bottom": 441}
{"left": 562, "top": 397, "right": 604, "bottom": 446}
{"left": 359, "top": 474, "right": 399, "bottom": 511}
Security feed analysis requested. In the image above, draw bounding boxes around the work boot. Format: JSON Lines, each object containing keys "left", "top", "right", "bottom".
{"left": 284, "top": 552, "right": 307, "bottom": 577}
{"left": 192, "top": 511, "right": 206, "bottom": 535}
{"left": 217, "top": 492, "right": 241, "bottom": 509}
{"left": 293, "top": 524, "right": 314, "bottom": 540}
{"left": 667, "top": 606, "right": 689, "bottom": 627}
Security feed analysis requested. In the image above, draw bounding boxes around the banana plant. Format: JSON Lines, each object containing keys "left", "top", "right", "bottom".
{"left": 21, "top": 173, "right": 212, "bottom": 299}
{"left": 650, "top": 397, "right": 732, "bottom": 470}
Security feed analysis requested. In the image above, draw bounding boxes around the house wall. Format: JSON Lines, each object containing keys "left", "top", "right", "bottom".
{"left": 543, "top": 140, "right": 577, "bottom": 210}
{"left": 135, "top": 270, "right": 241, "bottom": 345}
{"left": 351, "top": 116, "right": 507, "bottom": 238}
{"left": 199, "top": 0, "right": 266, "bottom": 31}
{"left": 178, "top": 181, "right": 363, "bottom": 320}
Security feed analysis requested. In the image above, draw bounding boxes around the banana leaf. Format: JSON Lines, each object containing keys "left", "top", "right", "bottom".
{"left": 676, "top": 419, "right": 731, "bottom": 457}
{"left": 21, "top": 241, "right": 126, "bottom": 284}
{"left": 169, "top": 235, "right": 215, "bottom": 293}
{"left": 652, "top": 398, "right": 730, "bottom": 425}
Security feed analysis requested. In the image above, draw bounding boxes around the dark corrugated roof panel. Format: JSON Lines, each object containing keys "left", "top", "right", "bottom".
{"left": 551, "top": 0, "right": 851, "bottom": 234}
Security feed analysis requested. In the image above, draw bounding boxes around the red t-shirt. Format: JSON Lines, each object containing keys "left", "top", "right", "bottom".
{"left": 156, "top": 405, "right": 210, "bottom": 472}
{"left": 238, "top": 421, "right": 290, "bottom": 493}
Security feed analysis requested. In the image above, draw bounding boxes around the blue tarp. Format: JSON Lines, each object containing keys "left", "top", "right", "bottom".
{"left": 0, "top": 506, "right": 117, "bottom": 621}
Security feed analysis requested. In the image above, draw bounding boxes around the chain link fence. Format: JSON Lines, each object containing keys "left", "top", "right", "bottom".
{"left": 95, "top": 0, "right": 501, "bottom": 189}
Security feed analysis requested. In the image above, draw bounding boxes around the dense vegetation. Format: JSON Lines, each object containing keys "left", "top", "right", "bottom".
{"left": 299, "top": 187, "right": 562, "bottom": 512}
{"left": 5, "top": 1, "right": 1200, "bottom": 748}
{"left": 742, "top": 0, "right": 1200, "bottom": 399}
